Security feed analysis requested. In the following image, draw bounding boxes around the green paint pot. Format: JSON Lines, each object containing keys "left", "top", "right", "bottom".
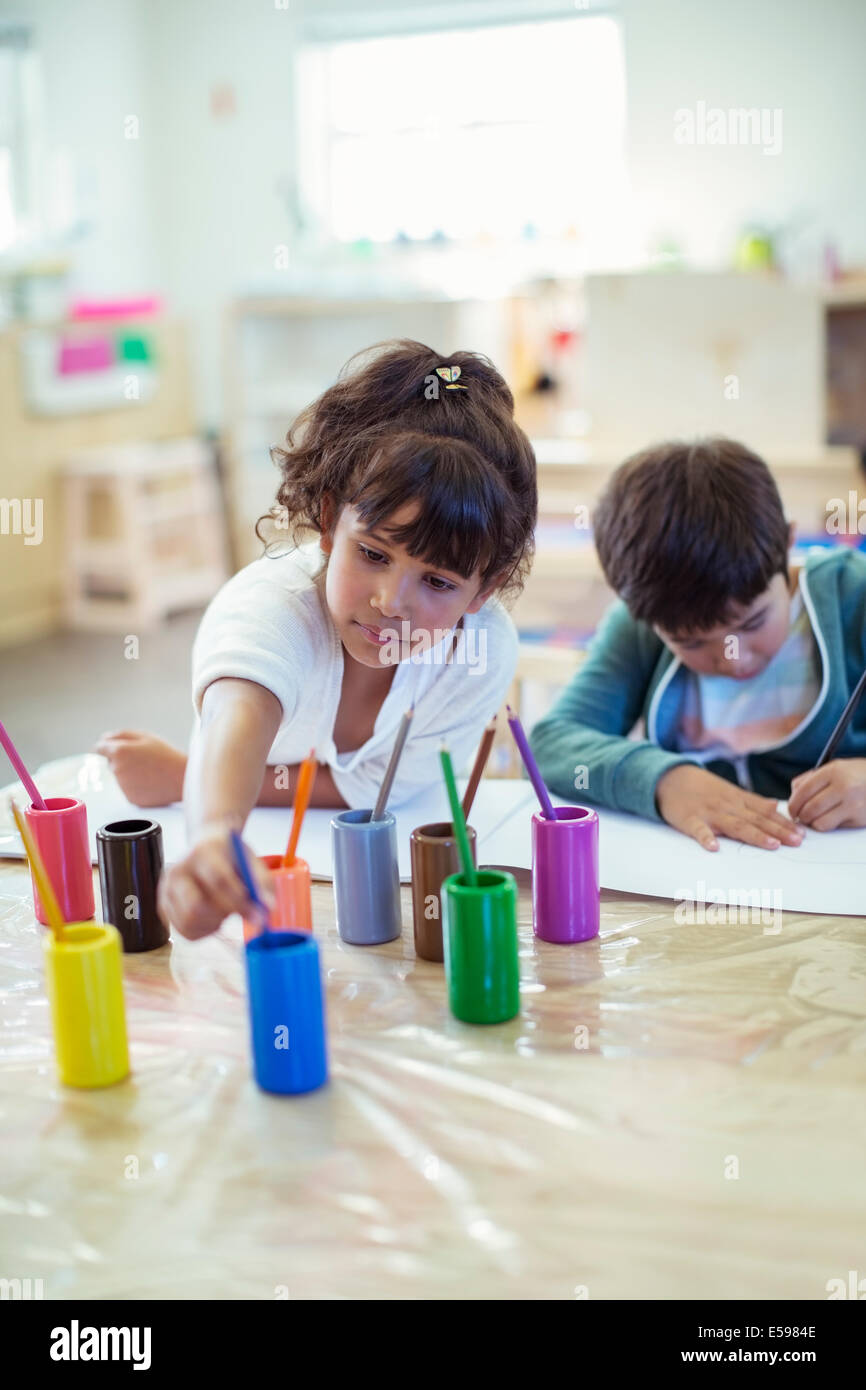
{"left": 441, "top": 869, "right": 519, "bottom": 1024}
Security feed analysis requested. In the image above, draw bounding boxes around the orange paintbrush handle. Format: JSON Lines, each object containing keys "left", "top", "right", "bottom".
{"left": 283, "top": 752, "right": 318, "bottom": 866}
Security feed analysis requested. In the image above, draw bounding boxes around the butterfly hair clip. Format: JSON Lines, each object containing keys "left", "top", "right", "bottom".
{"left": 435, "top": 365, "right": 467, "bottom": 390}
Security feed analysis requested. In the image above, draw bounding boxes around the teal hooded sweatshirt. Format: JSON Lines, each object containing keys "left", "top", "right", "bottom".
{"left": 529, "top": 548, "right": 866, "bottom": 820}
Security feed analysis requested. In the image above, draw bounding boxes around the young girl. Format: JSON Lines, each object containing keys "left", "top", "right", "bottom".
{"left": 98, "top": 340, "right": 537, "bottom": 939}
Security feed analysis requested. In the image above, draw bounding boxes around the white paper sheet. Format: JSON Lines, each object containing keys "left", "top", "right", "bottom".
{"left": 480, "top": 793, "right": 866, "bottom": 918}
{"left": 0, "top": 757, "right": 535, "bottom": 883}
{"left": 2, "top": 757, "right": 863, "bottom": 913}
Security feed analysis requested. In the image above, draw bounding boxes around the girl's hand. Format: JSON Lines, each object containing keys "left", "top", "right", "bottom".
{"left": 157, "top": 822, "right": 276, "bottom": 940}
{"left": 95, "top": 730, "right": 187, "bottom": 806}
{"left": 656, "top": 764, "right": 805, "bottom": 851}
{"left": 788, "top": 758, "right": 866, "bottom": 830}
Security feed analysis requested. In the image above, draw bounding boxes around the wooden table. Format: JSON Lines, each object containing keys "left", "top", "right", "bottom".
{"left": 2, "top": 849, "right": 864, "bottom": 1301}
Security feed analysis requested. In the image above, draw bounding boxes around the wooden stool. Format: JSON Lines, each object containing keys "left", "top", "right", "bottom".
{"left": 62, "top": 438, "right": 229, "bottom": 631}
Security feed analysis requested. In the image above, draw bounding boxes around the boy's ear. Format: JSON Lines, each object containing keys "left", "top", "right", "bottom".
{"left": 787, "top": 519, "right": 796, "bottom": 550}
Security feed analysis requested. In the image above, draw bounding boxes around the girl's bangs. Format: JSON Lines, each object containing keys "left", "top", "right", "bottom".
{"left": 349, "top": 443, "right": 504, "bottom": 581}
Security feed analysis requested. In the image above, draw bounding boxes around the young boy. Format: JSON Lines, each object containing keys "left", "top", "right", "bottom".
{"left": 529, "top": 438, "right": 866, "bottom": 851}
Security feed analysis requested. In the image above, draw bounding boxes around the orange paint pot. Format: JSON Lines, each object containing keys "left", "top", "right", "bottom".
{"left": 242, "top": 853, "right": 312, "bottom": 942}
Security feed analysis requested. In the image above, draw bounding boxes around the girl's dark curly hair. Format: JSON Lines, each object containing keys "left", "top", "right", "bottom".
{"left": 258, "top": 339, "right": 537, "bottom": 602}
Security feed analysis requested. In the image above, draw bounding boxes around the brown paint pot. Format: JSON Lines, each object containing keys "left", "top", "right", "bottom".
{"left": 409, "top": 820, "right": 478, "bottom": 963}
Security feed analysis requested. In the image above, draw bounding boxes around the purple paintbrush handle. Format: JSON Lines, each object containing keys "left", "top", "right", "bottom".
{"left": 506, "top": 707, "right": 555, "bottom": 819}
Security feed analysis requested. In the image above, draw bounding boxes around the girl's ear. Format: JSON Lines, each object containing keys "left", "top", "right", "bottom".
{"left": 319, "top": 494, "right": 336, "bottom": 555}
{"left": 464, "top": 571, "right": 509, "bottom": 614}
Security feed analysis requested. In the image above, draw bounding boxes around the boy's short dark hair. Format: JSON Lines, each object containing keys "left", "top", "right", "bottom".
{"left": 260, "top": 339, "right": 537, "bottom": 602}
{"left": 592, "top": 437, "right": 790, "bottom": 633}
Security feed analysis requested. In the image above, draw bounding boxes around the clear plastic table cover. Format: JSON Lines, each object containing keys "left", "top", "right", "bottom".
{"left": 1, "top": 763, "right": 865, "bottom": 1300}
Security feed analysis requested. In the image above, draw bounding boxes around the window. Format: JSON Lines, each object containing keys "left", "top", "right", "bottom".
{"left": 297, "top": 16, "right": 628, "bottom": 250}
{"left": 0, "top": 26, "right": 39, "bottom": 253}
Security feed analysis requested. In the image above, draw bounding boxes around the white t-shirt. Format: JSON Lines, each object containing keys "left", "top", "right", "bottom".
{"left": 191, "top": 540, "right": 518, "bottom": 808}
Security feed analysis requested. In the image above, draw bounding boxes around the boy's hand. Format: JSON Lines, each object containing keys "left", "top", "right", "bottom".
{"left": 95, "top": 730, "right": 187, "bottom": 806}
{"left": 788, "top": 758, "right": 866, "bottom": 830}
{"left": 656, "top": 764, "right": 805, "bottom": 852}
{"left": 157, "top": 822, "right": 276, "bottom": 940}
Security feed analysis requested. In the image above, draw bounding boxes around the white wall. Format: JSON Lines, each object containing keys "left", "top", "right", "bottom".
{"left": 622, "top": 0, "right": 866, "bottom": 268}
{"left": 145, "top": 0, "right": 300, "bottom": 436}
{"left": 2, "top": 0, "right": 865, "bottom": 429}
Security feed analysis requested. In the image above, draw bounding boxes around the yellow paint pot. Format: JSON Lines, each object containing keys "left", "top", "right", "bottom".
{"left": 43, "top": 922, "right": 130, "bottom": 1088}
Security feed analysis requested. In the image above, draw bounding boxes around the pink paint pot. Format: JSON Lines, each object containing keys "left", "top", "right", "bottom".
{"left": 24, "top": 797, "right": 94, "bottom": 926}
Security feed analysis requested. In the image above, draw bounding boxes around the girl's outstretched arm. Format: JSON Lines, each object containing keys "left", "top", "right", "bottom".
{"left": 158, "top": 678, "right": 281, "bottom": 939}
{"left": 184, "top": 677, "right": 282, "bottom": 838}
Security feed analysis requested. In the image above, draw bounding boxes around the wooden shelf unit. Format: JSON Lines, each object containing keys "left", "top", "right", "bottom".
{"left": 0, "top": 317, "right": 196, "bottom": 649}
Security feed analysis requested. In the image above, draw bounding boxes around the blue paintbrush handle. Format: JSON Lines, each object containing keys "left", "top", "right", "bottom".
{"left": 230, "top": 830, "right": 267, "bottom": 912}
